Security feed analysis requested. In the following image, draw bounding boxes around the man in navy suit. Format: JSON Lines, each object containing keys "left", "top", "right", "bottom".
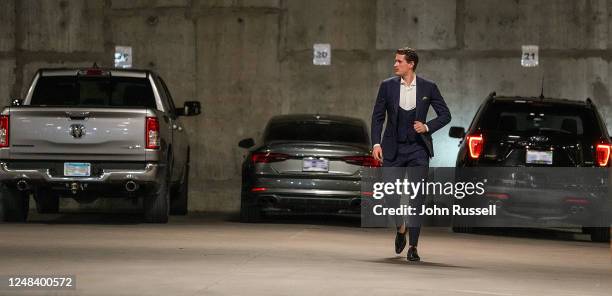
{"left": 371, "top": 47, "right": 451, "bottom": 261}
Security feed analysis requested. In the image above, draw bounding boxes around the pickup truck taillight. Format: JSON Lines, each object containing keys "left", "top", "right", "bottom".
{"left": 0, "top": 115, "right": 8, "bottom": 148}
{"left": 146, "top": 117, "right": 160, "bottom": 149}
{"left": 595, "top": 143, "right": 611, "bottom": 167}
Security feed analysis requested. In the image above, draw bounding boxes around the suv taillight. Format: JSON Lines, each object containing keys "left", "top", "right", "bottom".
{"left": 341, "top": 155, "right": 382, "bottom": 167}
{"left": 145, "top": 117, "right": 160, "bottom": 149}
{"left": 467, "top": 134, "right": 484, "bottom": 159}
{"left": 595, "top": 144, "right": 611, "bottom": 167}
{"left": 0, "top": 115, "right": 8, "bottom": 148}
{"left": 251, "top": 152, "right": 289, "bottom": 163}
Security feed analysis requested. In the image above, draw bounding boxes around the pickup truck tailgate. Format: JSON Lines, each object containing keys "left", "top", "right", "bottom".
{"left": 8, "top": 108, "right": 148, "bottom": 161}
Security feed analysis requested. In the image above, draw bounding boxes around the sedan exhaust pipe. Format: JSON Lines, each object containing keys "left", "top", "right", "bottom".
{"left": 125, "top": 181, "right": 139, "bottom": 192}
{"left": 16, "top": 179, "right": 29, "bottom": 191}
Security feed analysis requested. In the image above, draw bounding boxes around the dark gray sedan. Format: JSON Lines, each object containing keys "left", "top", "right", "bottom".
{"left": 238, "top": 114, "right": 380, "bottom": 222}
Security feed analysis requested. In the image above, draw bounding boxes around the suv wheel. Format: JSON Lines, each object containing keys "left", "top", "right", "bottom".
{"left": 452, "top": 226, "right": 474, "bottom": 233}
{"left": 240, "top": 192, "right": 261, "bottom": 223}
{"left": 451, "top": 216, "right": 474, "bottom": 233}
{"left": 2, "top": 184, "right": 29, "bottom": 222}
{"left": 589, "top": 227, "right": 610, "bottom": 243}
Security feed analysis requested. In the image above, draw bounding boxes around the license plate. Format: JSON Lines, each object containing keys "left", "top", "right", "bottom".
{"left": 526, "top": 150, "right": 553, "bottom": 165}
{"left": 64, "top": 162, "right": 91, "bottom": 177}
{"left": 303, "top": 158, "right": 329, "bottom": 172}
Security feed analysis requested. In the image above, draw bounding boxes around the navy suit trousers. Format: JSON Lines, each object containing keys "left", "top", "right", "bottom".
{"left": 382, "top": 142, "right": 429, "bottom": 247}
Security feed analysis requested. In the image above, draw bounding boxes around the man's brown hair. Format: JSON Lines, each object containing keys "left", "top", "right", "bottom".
{"left": 396, "top": 47, "right": 418, "bottom": 71}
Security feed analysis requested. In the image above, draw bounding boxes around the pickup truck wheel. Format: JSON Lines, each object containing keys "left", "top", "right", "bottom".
{"left": 170, "top": 164, "right": 189, "bottom": 216}
{"left": 143, "top": 169, "right": 170, "bottom": 223}
{"left": 1, "top": 184, "right": 29, "bottom": 222}
{"left": 34, "top": 189, "right": 60, "bottom": 214}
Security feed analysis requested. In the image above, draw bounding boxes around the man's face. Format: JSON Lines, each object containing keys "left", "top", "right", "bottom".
{"left": 393, "top": 54, "right": 414, "bottom": 76}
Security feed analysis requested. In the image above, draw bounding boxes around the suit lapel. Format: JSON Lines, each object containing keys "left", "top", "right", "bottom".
{"left": 415, "top": 76, "right": 424, "bottom": 122}
{"left": 391, "top": 76, "right": 400, "bottom": 115}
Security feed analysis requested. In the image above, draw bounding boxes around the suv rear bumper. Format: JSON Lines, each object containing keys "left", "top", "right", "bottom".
{"left": 0, "top": 162, "right": 160, "bottom": 185}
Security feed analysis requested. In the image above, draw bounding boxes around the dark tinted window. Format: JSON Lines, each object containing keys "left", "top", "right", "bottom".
{"left": 265, "top": 121, "right": 368, "bottom": 144}
{"left": 31, "top": 76, "right": 156, "bottom": 108}
{"left": 481, "top": 101, "right": 600, "bottom": 136}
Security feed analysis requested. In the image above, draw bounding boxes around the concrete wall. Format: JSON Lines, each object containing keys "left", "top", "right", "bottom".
{"left": 1, "top": 0, "right": 612, "bottom": 213}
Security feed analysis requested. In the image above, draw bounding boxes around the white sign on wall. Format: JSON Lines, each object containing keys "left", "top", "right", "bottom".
{"left": 114, "top": 46, "right": 132, "bottom": 68}
{"left": 521, "top": 45, "right": 538, "bottom": 67}
{"left": 313, "top": 43, "right": 331, "bottom": 66}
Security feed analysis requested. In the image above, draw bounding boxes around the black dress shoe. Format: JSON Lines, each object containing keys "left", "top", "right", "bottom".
{"left": 395, "top": 231, "right": 407, "bottom": 254}
{"left": 407, "top": 246, "right": 420, "bottom": 261}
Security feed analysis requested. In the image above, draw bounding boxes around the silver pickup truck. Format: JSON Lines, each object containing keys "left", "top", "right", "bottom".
{"left": 0, "top": 66, "right": 201, "bottom": 223}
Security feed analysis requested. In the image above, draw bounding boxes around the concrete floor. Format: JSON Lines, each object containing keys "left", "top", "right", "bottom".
{"left": 0, "top": 212, "right": 610, "bottom": 296}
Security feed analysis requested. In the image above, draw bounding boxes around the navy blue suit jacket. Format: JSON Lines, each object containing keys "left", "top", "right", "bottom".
{"left": 371, "top": 76, "right": 451, "bottom": 160}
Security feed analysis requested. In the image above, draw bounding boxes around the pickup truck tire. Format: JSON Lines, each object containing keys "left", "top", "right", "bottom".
{"left": 1, "top": 185, "right": 29, "bottom": 222}
{"left": 143, "top": 168, "right": 170, "bottom": 223}
{"left": 170, "top": 163, "right": 189, "bottom": 216}
{"left": 34, "top": 189, "right": 60, "bottom": 214}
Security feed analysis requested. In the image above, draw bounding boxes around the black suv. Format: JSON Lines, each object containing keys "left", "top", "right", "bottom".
{"left": 449, "top": 92, "right": 611, "bottom": 242}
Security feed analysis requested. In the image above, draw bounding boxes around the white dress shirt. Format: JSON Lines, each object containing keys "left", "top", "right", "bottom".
{"left": 373, "top": 75, "right": 428, "bottom": 149}
{"left": 399, "top": 76, "right": 417, "bottom": 111}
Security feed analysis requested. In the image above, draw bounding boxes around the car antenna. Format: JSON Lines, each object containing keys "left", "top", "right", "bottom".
{"left": 539, "top": 76, "right": 545, "bottom": 100}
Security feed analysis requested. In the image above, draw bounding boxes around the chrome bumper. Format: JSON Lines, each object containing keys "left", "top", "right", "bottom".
{"left": 0, "top": 162, "right": 160, "bottom": 184}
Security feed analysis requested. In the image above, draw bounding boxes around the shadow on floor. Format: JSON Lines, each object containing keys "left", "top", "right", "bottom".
{"left": 226, "top": 212, "right": 362, "bottom": 227}
{"left": 364, "top": 257, "right": 470, "bottom": 269}
{"left": 25, "top": 211, "right": 145, "bottom": 225}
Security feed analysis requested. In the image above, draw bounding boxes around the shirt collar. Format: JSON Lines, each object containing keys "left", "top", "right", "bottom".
{"left": 400, "top": 75, "right": 417, "bottom": 87}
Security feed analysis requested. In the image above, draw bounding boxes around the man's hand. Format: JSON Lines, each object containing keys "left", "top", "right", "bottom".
{"left": 372, "top": 145, "right": 383, "bottom": 161}
{"left": 413, "top": 121, "right": 428, "bottom": 134}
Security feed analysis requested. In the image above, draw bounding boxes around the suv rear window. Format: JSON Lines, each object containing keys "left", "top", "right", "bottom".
{"left": 480, "top": 101, "right": 601, "bottom": 137}
{"left": 30, "top": 76, "right": 156, "bottom": 109}
{"left": 265, "top": 121, "right": 368, "bottom": 144}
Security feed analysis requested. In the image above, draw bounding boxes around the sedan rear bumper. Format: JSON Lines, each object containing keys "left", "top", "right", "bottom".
{"left": 247, "top": 188, "right": 363, "bottom": 213}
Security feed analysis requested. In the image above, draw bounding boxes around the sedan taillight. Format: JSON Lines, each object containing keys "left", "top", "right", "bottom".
{"left": 251, "top": 152, "right": 289, "bottom": 164}
{"left": 0, "top": 115, "right": 9, "bottom": 148}
{"left": 467, "top": 134, "right": 484, "bottom": 159}
{"left": 146, "top": 117, "right": 160, "bottom": 149}
{"left": 342, "top": 155, "right": 382, "bottom": 167}
{"left": 595, "top": 144, "right": 611, "bottom": 167}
